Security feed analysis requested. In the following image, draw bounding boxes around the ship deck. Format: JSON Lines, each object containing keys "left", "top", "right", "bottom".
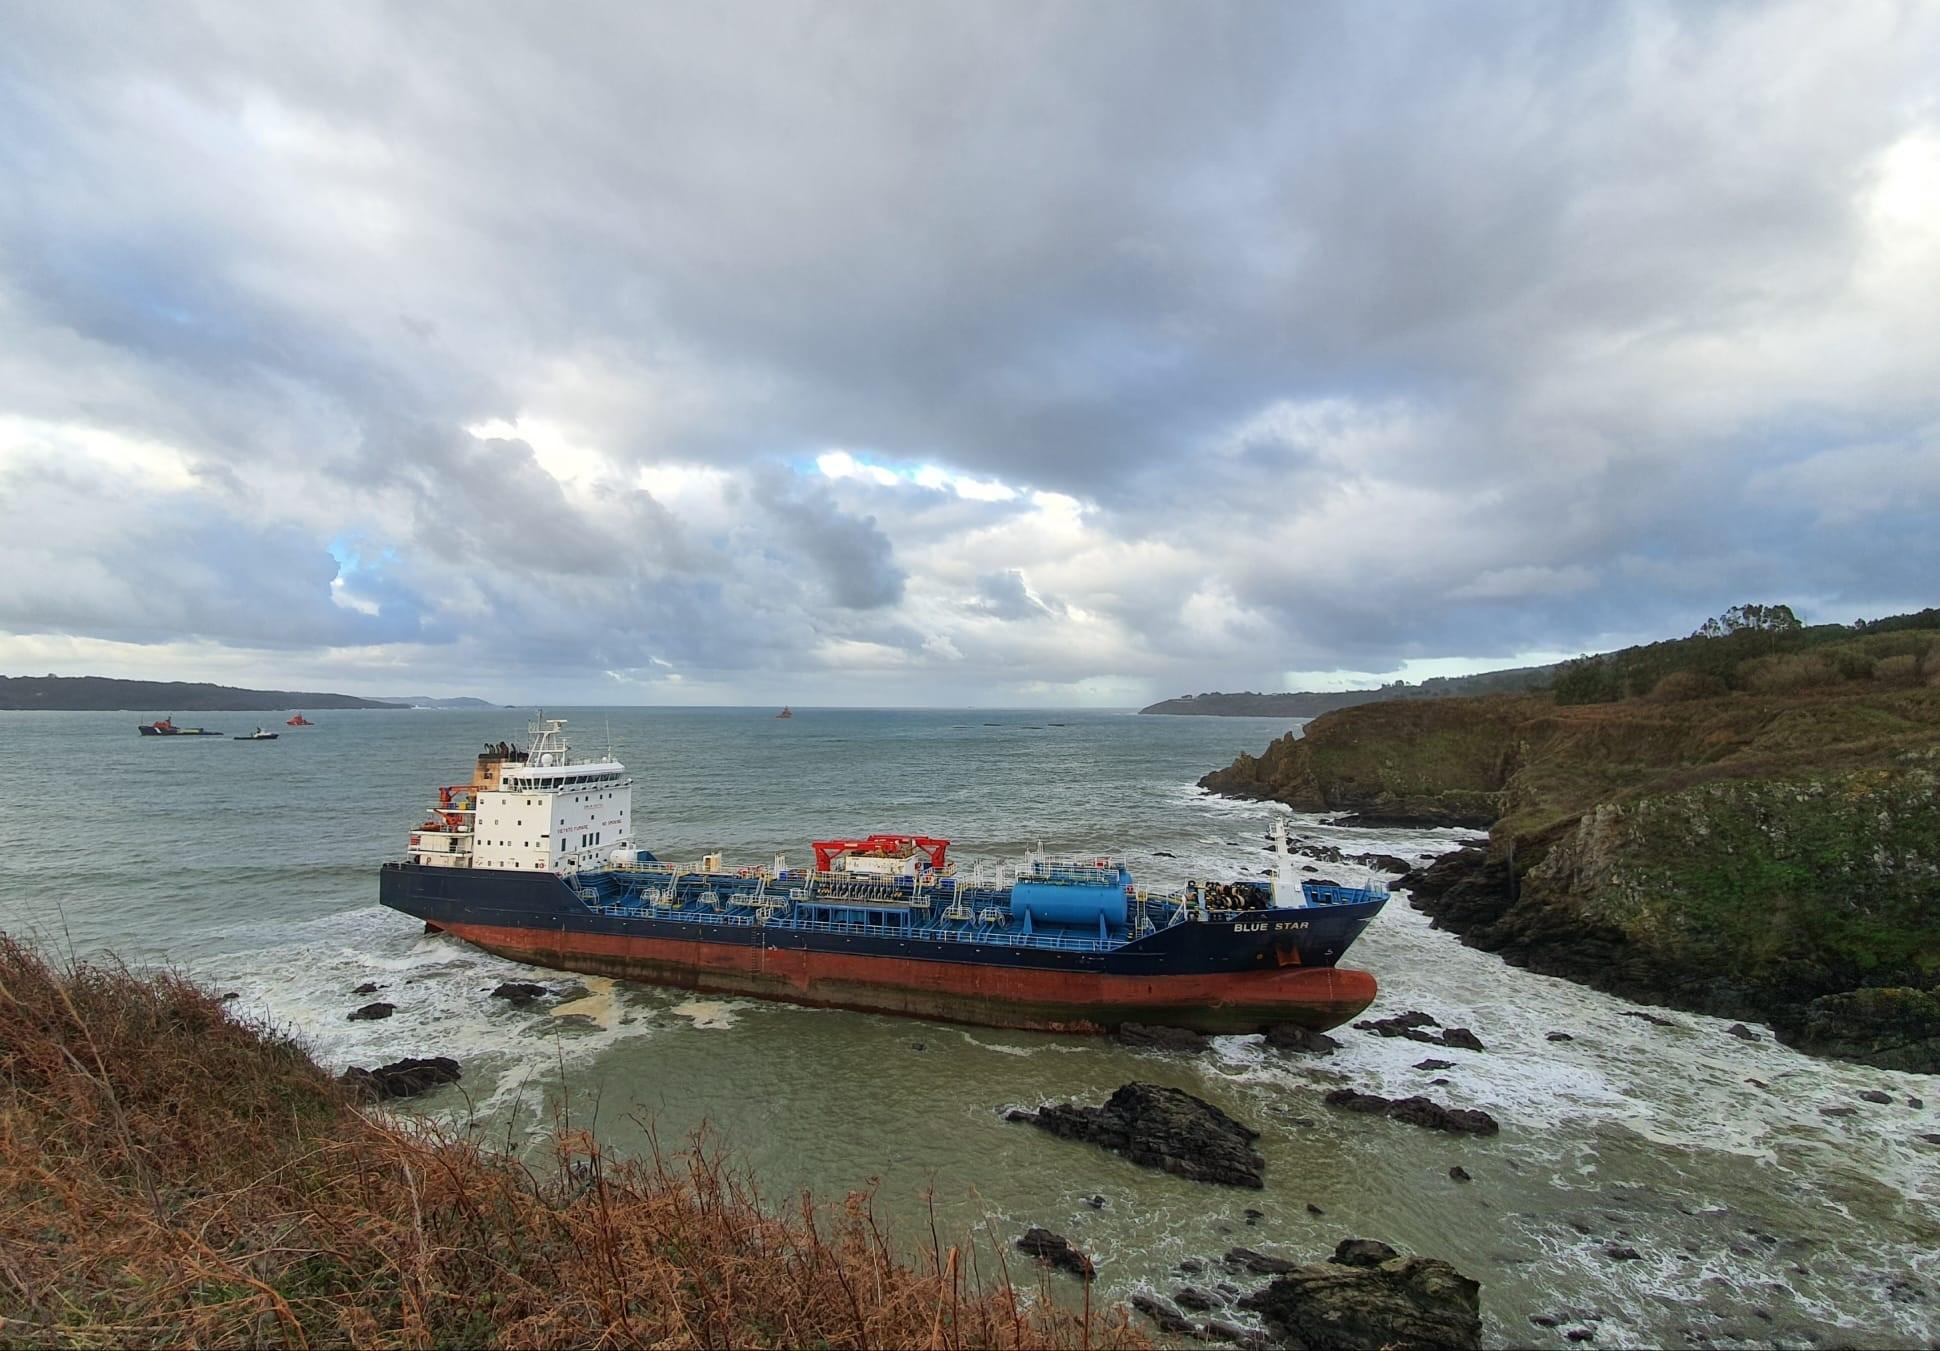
{"left": 568, "top": 863, "right": 1386, "bottom": 956}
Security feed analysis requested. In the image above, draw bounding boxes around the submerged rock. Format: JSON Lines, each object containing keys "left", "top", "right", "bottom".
{"left": 490, "top": 981, "right": 551, "bottom": 1003}
{"left": 1546, "top": 1031, "right": 1575, "bottom": 1042}
{"left": 1017, "top": 1083, "right": 1266, "bottom": 1188}
{"left": 1240, "top": 1250, "right": 1482, "bottom": 1350}
{"left": 347, "top": 1001, "right": 395, "bottom": 1021}
{"left": 1130, "top": 1294, "right": 1194, "bottom": 1335}
{"left": 1118, "top": 1022, "right": 1212, "bottom": 1053}
{"left": 1857, "top": 1089, "right": 1893, "bottom": 1105}
{"left": 1332, "top": 1238, "right": 1399, "bottom": 1269}
{"left": 339, "top": 1055, "right": 461, "bottom": 1101}
{"left": 1264, "top": 1024, "right": 1341, "bottom": 1055}
{"left": 1174, "top": 1286, "right": 1215, "bottom": 1311}
{"left": 1324, "top": 1089, "right": 1500, "bottom": 1136}
{"left": 1224, "top": 1246, "right": 1297, "bottom": 1275}
{"left": 1449, "top": 1165, "right": 1472, "bottom": 1183}
{"left": 352, "top": 981, "right": 383, "bottom": 996}
{"left": 1015, "top": 1226, "right": 1093, "bottom": 1281}
{"left": 1725, "top": 1022, "right": 1760, "bottom": 1041}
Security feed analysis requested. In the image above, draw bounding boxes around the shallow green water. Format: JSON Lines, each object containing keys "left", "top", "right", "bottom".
{"left": 2, "top": 707, "right": 1934, "bottom": 1346}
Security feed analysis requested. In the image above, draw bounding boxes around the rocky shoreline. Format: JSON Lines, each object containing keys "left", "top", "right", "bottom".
{"left": 1198, "top": 685, "right": 1940, "bottom": 1074}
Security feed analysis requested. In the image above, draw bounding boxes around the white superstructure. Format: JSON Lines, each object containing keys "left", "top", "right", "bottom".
{"left": 406, "top": 717, "right": 633, "bottom": 873}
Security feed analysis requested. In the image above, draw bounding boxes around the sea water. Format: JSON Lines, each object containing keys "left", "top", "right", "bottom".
{"left": 0, "top": 707, "right": 1933, "bottom": 1346}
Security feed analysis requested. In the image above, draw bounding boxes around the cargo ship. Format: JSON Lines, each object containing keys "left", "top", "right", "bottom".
{"left": 377, "top": 719, "right": 1388, "bottom": 1034}
{"left": 138, "top": 717, "right": 223, "bottom": 736}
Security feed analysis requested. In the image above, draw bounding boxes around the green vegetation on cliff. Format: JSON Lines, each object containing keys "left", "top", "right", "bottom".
{"left": 0, "top": 937, "right": 1140, "bottom": 1348}
{"left": 1139, "top": 665, "right": 1553, "bottom": 717}
{"left": 1200, "top": 613, "right": 1940, "bottom": 1070}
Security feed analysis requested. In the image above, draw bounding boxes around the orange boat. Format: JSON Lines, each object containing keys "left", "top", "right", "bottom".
{"left": 286, "top": 714, "right": 315, "bottom": 726}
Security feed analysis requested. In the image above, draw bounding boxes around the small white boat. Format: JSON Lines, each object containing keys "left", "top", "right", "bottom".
{"left": 235, "top": 727, "right": 280, "bottom": 741}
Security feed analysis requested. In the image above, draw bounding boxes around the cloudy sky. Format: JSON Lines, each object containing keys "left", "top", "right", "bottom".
{"left": 2, "top": 2, "right": 1936, "bottom": 706}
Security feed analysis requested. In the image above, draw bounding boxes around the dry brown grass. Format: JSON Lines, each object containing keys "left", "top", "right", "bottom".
{"left": 0, "top": 937, "right": 1145, "bottom": 1350}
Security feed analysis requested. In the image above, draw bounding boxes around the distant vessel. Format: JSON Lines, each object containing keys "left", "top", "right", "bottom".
{"left": 378, "top": 719, "right": 1387, "bottom": 1034}
{"left": 776, "top": 706, "right": 793, "bottom": 719}
{"left": 286, "top": 714, "right": 315, "bottom": 727}
{"left": 235, "top": 727, "right": 279, "bottom": 741}
{"left": 137, "top": 717, "right": 222, "bottom": 737}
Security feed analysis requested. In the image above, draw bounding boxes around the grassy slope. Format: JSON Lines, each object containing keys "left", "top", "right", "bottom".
{"left": 0, "top": 938, "right": 1142, "bottom": 1349}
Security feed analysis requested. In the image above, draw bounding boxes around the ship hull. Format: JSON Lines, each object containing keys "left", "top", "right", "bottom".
{"left": 381, "top": 862, "right": 1381, "bottom": 1034}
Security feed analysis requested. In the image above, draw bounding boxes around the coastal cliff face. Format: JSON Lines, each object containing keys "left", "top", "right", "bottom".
{"left": 1200, "top": 689, "right": 1940, "bottom": 1071}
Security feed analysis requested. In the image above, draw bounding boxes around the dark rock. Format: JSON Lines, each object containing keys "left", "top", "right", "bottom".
{"left": 1225, "top": 1246, "right": 1297, "bottom": 1275}
{"left": 1356, "top": 1010, "right": 1442, "bottom": 1035}
{"left": 1448, "top": 1166, "right": 1472, "bottom": 1183}
{"left": 339, "top": 1056, "right": 461, "bottom": 1101}
{"left": 1179, "top": 1258, "right": 1206, "bottom": 1274}
{"left": 1908, "top": 1096, "right": 1924, "bottom": 1109}
{"left": 1857, "top": 1089, "right": 1892, "bottom": 1105}
{"left": 1204, "top": 1320, "right": 1270, "bottom": 1349}
{"left": 1240, "top": 1252, "right": 1482, "bottom": 1351}
{"left": 1431, "top": 1077, "right": 1451, "bottom": 1086}
{"left": 219, "top": 991, "right": 240, "bottom": 1002}
{"left": 1796, "top": 987, "right": 1940, "bottom": 1074}
{"left": 1324, "top": 1088, "right": 1500, "bottom": 1136}
{"left": 1175, "top": 1286, "right": 1215, "bottom": 1311}
{"left": 1414, "top": 1058, "right": 1456, "bottom": 1071}
{"left": 1243, "top": 1208, "right": 1265, "bottom": 1225}
{"left": 489, "top": 981, "right": 551, "bottom": 1003}
{"left": 1725, "top": 1022, "right": 1759, "bottom": 1041}
{"left": 1020, "top": 1083, "right": 1266, "bottom": 1188}
{"left": 1357, "top": 853, "right": 1413, "bottom": 874}
{"left": 347, "top": 1001, "right": 395, "bottom": 1021}
{"left": 1918, "top": 1132, "right": 1940, "bottom": 1145}
{"left": 910, "top": 1041, "right": 925, "bottom": 1052}
{"left": 1084, "top": 1194, "right": 1107, "bottom": 1209}
{"left": 1818, "top": 1105, "right": 1857, "bottom": 1118}
{"left": 1546, "top": 1031, "right": 1574, "bottom": 1041}
{"left": 1565, "top": 1329, "right": 1594, "bottom": 1343}
{"left": 1306, "top": 1203, "right": 1325, "bottom": 1215}
{"left": 1131, "top": 1294, "right": 1195, "bottom": 1335}
{"left": 1119, "top": 1022, "right": 1212, "bottom": 1053}
{"left": 1002, "top": 1107, "right": 1034, "bottom": 1123}
{"left": 352, "top": 982, "right": 383, "bottom": 996}
{"left": 1264, "top": 1024, "right": 1341, "bottom": 1055}
{"left": 1154, "top": 850, "right": 1178, "bottom": 858}
{"left": 1530, "top": 1313, "right": 1560, "bottom": 1327}
{"left": 1016, "top": 1227, "right": 1093, "bottom": 1281}
{"left": 1355, "top": 1011, "right": 1484, "bottom": 1051}
{"left": 1331, "top": 1239, "right": 1399, "bottom": 1269}
{"left": 1603, "top": 1245, "right": 1642, "bottom": 1261}
{"left": 1617, "top": 1010, "right": 1680, "bottom": 1028}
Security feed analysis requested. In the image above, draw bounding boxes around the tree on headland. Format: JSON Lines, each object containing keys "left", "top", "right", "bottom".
{"left": 1691, "top": 603, "right": 1802, "bottom": 639}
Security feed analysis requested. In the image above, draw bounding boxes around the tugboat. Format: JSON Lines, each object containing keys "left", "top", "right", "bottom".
{"left": 137, "top": 717, "right": 223, "bottom": 737}
{"left": 286, "top": 713, "right": 315, "bottom": 727}
{"left": 235, "top": 727, "right": 280, "bottom": 741}
{"left": 775, "top": 706, "right": 793, "bottom": 719}
{"left": 378, "top": 719, "right": 1388, "bottom": 1034}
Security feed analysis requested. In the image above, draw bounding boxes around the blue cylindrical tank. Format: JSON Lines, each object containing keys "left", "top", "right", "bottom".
{"left": 1010, "top": 880, "right": 1127, "bottom": 928}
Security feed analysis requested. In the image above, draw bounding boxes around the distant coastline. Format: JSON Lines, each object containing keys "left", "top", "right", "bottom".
{"left": 0, "top": 675, "right": 496, "bottom": 712}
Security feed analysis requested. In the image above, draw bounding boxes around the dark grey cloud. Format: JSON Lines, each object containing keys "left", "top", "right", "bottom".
{"left": 0, "top": 1, "right": 1935, "bottom": 701}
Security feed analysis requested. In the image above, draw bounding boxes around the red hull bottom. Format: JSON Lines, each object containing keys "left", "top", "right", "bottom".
{"left": 435, "top": 920, "right": 1379, "bottom": 1034}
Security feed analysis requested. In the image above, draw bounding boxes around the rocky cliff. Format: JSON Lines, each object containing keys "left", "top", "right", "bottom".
{"left": 1200, "top": 687, "right": 1940, "bottom": 1071}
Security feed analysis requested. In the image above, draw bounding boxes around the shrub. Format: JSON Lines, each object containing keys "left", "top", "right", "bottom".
{"left": 1875, "top": 654, "right": 1919, "bottom": 685}
{"left": 1740, "top": 653, "right": 1840, "bottom": 694}
{"left": 1647, "top": 670, "right": 1729, "bottom": 702}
